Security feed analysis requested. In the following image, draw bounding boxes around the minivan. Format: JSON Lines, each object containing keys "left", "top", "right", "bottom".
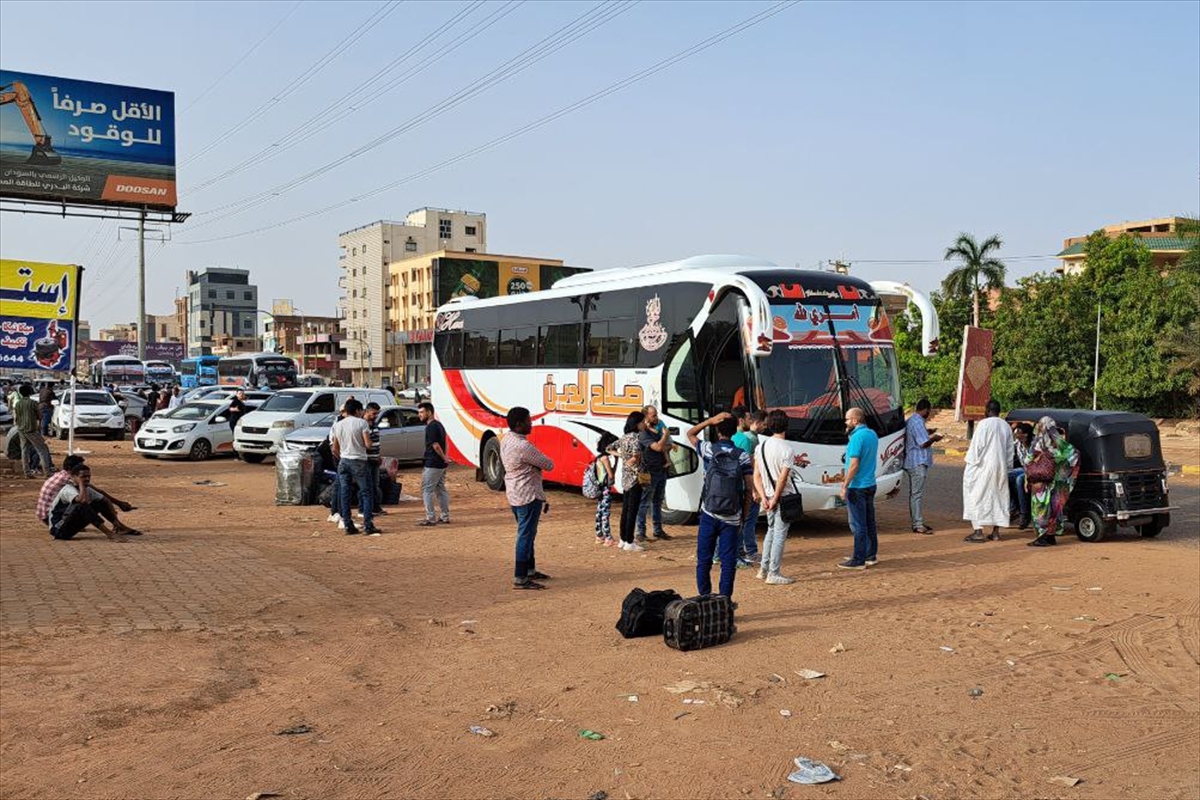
{"left": 234, "top": 387, "right": 395, "bottom": 462}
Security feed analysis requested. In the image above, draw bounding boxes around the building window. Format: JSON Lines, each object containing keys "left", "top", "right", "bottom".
{"left": 353, "top": 247, "right": 358, "bottom": 256}
{"left": 465, "top": 247, "right": 477, "bottom": 253}
{"left": 244, "top": 291, "right": 253, "bottom": 301}
{"left": 465, "top": 225, "right": 477, "bottom": 236}
{"left": 405, "top": 239, "right": 417, "bottom": 252}
{"left": 199, "top": 319, "right": 206, "bottom": 329}
{"left": 226, "top": 290, "right": 234, "bottom": 300}
{"left": 208, "top": 290, "right": 216, "bottom": 299}
{"left": 363, "top": 243, "right": 368, "bottom": 253}
{"left": 439, "top": 219, "right": 451, "bottom": 239}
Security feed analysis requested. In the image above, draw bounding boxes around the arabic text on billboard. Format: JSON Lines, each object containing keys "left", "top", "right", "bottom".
{"left": 0, "top": 70, "right": 176, "bottom": 210}
{"left": 78, "top": 340, "right": 184, "bottom": 364}
{"left": 0, "top": 259, "right": 79, "bottom": 372}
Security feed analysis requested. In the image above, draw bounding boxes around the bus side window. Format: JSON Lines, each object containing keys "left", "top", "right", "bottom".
{"left": 539, "top": 323, "right": 581, "bottom": 367}
{"left": 663, "top": 335, "right": 703, "bottom": 424}
{"left": 463, "top": 331, "right": 497, "bottom": 368}
{"left": 438, "top": 331, "right": 464, "bottom": 368}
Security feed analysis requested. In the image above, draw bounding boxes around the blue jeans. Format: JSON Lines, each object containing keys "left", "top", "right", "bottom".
{"left": 696, "top": 511, "right": 739, "bottom": 597}
{"left": 738, "top": 501, "right": 760, "bottom": 559}
{"left": 1008, "top": 468, "right": 1030, "bottom": 518}
{"left": 846, "top": 486, "right": 877, "bottom": 564}
{"left": 39, "top": 406, "right": 52, "bottom": 436}
{"left": 338, "top": 459, "right": 374, "bottom": 530}
{"left": 636, "top": 471, "right": 666, "bottom": 536}
{"left": 761, "top": 506, "right": 789, "bottom": 576}
{"left": 512, "top": 500, "right": 543, "bottom": 582}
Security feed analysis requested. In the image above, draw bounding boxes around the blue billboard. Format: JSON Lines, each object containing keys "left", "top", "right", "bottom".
{"left": 0, "top": 70, "right": 176, "bottom": 209}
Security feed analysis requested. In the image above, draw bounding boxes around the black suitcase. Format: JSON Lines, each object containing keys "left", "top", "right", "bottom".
{"left": 663, "top": 595, "right": 736, "bottom": 651}
{"left": 616, "top": 588, "right": 683, "bottom": 639}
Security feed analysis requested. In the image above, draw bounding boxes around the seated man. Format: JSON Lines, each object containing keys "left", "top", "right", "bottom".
{"left": 46, "top": 463, "right": 140, "bottom": 541}
{"left": 37, "top": 455, "right": 140, "bottom": 532}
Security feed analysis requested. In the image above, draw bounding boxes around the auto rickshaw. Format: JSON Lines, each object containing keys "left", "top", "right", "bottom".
{"left": 1006, "top": 408, "right": 1174, "bottom": 542}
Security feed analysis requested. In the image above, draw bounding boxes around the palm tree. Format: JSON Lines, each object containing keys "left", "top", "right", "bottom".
{"left": 943, "top": 233, "right": 1007, "bottom": 327}
{"left": 1162, "top": 319, "right": 1200, "bottom": 399}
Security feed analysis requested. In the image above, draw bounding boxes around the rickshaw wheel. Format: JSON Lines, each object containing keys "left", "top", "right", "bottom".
{"left": 1074, "top": 509, "right": 1110, "bottom": 542}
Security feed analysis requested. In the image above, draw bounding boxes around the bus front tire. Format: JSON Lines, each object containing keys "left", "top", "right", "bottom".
{"left": 482, "top": 437, "right": 505, "bottom": 491}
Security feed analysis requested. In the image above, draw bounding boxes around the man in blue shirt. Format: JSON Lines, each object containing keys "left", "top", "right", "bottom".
{"left": 839, "top": 407, "right": 879, "bottom": 570}
{"left": 904, "top": 398, "right": 943, "bottom": 535}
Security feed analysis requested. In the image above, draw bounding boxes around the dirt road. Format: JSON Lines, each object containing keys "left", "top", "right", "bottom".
{"left": 1, "top": 447, "right": 1197, "bottom": 800}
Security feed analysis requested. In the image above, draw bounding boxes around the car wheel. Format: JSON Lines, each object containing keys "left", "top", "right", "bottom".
{"left": 1074, "top": 509, "right": 1110, "bottom": 542}
{"left": 660, "top": 508, "right": 696, "bottom": 526}
{"left": 482, "top": 437, "right": 505, "bottom": 491}
{"left": 189, "top": 438, "right": 212, "bottom": 461}
{"left": 241, "top": 453, "right": 266, "bottom": 464}
{"left": 1138, "top": 518, "right": 1165, "bottom": 538}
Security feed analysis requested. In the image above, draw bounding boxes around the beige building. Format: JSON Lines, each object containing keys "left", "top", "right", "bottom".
{"left": 147, "top": 313, "right": 182, "bottom": 343}
{"left": 1058, "top": 216, "right": 1197, "bottom": 275}
{"left": 387, "top": 251, "right": 568, "bottom": 385}
{"left": 98, "top": 322, "right": 137, "bottom": 342}
{"left": 337, "top": 207, "right": 487, "bottom": 384}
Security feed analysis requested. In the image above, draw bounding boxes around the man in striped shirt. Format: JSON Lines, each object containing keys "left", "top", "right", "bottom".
{"left": 364, "top": 402, "right": 386, "bottom": 516}
{"left": 13, "top": 384, "right": 54, "bottom": 478}
{"left": 500, "top": 406, "right": 554, "bottom": 591}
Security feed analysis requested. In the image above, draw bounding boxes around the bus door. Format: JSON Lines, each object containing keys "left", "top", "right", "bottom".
{"left": 693, "top": 291, "right": 754, "bottom": 416}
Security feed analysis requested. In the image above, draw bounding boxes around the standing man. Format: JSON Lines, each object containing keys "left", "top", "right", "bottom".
{"left": 227, "top": 389, "right": 247, "bottom": 460}
{"left": 501, "top": 406, "right": 554, "bottom": 590}
{"left": 168, "top": 386, "right": 183, "bottom": 410}
{"left": 363, "top": 402, "right": 385, "bottom": 516}
{"left": 331, "top": 399, "right": 379, "bottom": 536}
{"left": 731, "top": 407, "right": 765, "bottom": 567}
{"left": 1009, "top": 422, "right": 1034, "bottom": 529}
{"left": 687, "top": 412, "right": 754, "bottom": 598}
{"left": 38, "top": 382, "right": 56, "bottom": 436}
{"left": 635, "top": 405, "right": 672, "bottom": 542}
{"left": 838, "top": 407, "right": 879, "bottom": 570}
{"left": 417, "top": 401, "right": 450, "bottom": 526}
{"left": 13, "top": 384, "right": 54, "bottom": 479}
{"left": 904, "top": 398, "right": 942, "bottom": 535}
{"left": 962, "top": 399, "right": 1013, "bottom": 543}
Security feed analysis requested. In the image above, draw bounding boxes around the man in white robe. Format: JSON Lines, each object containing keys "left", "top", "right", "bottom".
{"left": 962, "top": 399, "right": 1013, "bottom": 542}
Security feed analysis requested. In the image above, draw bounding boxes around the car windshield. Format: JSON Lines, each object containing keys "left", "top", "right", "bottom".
{"left": 310, "top": 414, "right": 336, "bottom": 428}
{"left": 258, "top": 391, "right": 308, "bottom": 412}
{"left": 69, "top": 392, "right": 115, "bottom": 406}
{"left": 166, "top": 403, "right": 222, "bottom": 420}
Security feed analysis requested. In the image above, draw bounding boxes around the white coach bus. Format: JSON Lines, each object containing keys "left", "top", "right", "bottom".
{"left": 430, "top": 255, "right": 938, "bottom": 522}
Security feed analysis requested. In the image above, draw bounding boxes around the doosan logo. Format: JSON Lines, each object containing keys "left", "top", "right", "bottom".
{"left": 115, "top": 184, "right": 167, "bottom": 196}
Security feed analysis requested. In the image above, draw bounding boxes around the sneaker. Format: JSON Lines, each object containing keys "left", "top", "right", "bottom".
{"left": 374, "top": 508, "right": 389, "bottom": 516}
{"left": 626, "top": 542, "right": 645, "bottom": 552}
{"left": 417, "top": 519, "right": 438, "bottom": 527}
{"left": 755, "top": 568, "right": 765, "bottom": 580}
{"left": 635, "top": 534, "right": 648, "bottom": 543}
{"left": 865, "top": 557, "right": 878, "bottom": 566}
{"left": 337, "top": 519, "right": 346, "bottom": 530}
{"left": 344, "top": 526, "right": 360, "bottom": 536}
{"left": 653, "top": 531, "right": 672, "bottom": 541}
{"left": 837, "top": 559, "right": 866, "bottom": 570}
{"left": 364, "top": 526, "right": 382, "bottom": 536}
{"left": 736, "top": 558, "right": 756, "bottom": 570}
{"left": 765, "top": 573, "right": 795, "bottom": 585}
{"left": 327, "top": 513, "right": 341, "bottom": 524}
{"left": 712, "top": 555, "right": 721, "bottom": 565}
{"left": 439, "top": 518, "right": 450, "bottom": 524}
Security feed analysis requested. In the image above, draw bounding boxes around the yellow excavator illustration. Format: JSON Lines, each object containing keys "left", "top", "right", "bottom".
{"left": 0, "top": 80, "right": 63, "bottom": 165}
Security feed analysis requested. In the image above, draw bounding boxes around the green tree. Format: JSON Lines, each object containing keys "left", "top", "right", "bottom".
{"left": 1160, "top": 320, "right": 1200, "bottom": 406}
{"left": 942, "top": 233, "right": 1007, "bottom": 327}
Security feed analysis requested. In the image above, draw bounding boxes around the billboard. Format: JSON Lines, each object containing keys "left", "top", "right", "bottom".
{"left": 954, "top": 325, "right": 994, "bottom": 422}
{"left": 0, "top": 70, "right": 176, "bottom": 209}
{"left": 77, "top": 340, "right": 185, "bottom": 364}
{"left": 434, "top": 258, "right": 589, "bottom": 304}
{"left": 0, "top": 258, "right": 80, "bottom": 372}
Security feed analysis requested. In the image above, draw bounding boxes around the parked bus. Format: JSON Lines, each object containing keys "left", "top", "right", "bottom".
{"left": 89, "top": 355, "right": 145, "bottom": 389}
{"left": 430, "top": 255, "right": 939, "bottom": 522}
{"left": 180, "top": 355, "right": 220, "bottom": 389}
{"left": 218, "top": 353, "right": 297, "bottom": 390}
{"left": 143, "top": 359, "right": 176, "bottom": 385}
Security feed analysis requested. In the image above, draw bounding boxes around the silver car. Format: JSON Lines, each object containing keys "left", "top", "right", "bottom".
{"left": 281, "top": 405, "right": 426, "bottom": 462}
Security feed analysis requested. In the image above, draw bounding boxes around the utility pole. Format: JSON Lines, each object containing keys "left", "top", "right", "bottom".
{"left": 1093, "top": 303, "right": 1101, "bottom": 411}
{"left": 137, "top": 208, "right": 146, "bottom": 360}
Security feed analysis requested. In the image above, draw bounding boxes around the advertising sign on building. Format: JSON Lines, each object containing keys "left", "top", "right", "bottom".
{"left": 0, "top": 258, "right": 81, "bottom": 372}
{"left": 78, "top": 340, "right": 185, "bottom": 364}
{"left": 0, "top": 70, "right": 176, "bottom": 210}
{"left": 954, "top": 325, "right": 994, "bottom": 422}
{"left": 434, "top": 258, "right": 588, "bottom": 304}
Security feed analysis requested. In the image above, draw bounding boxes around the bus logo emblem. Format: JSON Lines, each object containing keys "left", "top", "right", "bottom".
{"left": 638, "top": 295, "right": 668, "bottom": 352}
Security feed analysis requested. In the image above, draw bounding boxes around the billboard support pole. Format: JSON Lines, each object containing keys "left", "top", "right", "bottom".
{"left": 68, "top": 263, "right": 83, "bottom": 455}
{"left": 137, "top": 208, "right": 147, "bottom": 362}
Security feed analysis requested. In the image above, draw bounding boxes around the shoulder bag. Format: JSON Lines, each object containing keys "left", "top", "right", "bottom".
{"left": 763, "top": 443, "right": 804, "bottom": 523}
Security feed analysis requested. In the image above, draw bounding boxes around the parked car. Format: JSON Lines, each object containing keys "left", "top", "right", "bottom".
{"left": 281, "top": 405, "right": 426, "bottom": 461}
{"left": 0, "top": 399, "right": 12, "bottom": 431}
{"left": 50, "top": 390, "right": 125, "bottom": 440}
{"left": 181, "top": 385, "right": 226, "bottom": 404}
{"left": 135, "top": 398, "right": 261, "bottom": 461}
{"left": 234, "top": 387, "right": 395, "bottom": 463}
{"left": 1007, "top": 408, "right": 1175, "bottom": 541}
{"left": 394, "top": 384, "right": 430, "bottom": 401}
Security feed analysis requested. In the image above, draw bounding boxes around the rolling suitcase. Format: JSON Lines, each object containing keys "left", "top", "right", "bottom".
{"left": 663, "top": 595, "right": 736, "bottom": 651}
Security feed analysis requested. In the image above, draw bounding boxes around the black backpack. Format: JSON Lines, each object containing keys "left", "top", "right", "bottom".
{"left": 616, "top": 588, "right": 683, "bottom": 639}
{"left": 702, "top": 441, "right": 744, "bottom": 517}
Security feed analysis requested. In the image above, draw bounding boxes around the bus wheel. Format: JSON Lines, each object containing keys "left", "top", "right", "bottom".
{"left": 661, "top": 508, "right": 696, "bottom": 526}
{"left": 482, "top": 437, "right": 506, "bottom": 491}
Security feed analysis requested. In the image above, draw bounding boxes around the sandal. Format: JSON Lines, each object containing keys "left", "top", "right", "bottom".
{"left": 512, "top": 580, "right": 547, "bottom": 590}
{"left": 912, "top": 526, "right": 934, "bottom": 535}
{"left": 528, "top": 571, "right": 552, "bottom": 580}
{"left": 963, "top": 530, "right": 986, "bottom": 543}
{"left": 120, "top": 528, "right": 145, "bottom": 536}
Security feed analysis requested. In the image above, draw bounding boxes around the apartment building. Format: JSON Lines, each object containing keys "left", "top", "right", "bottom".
{"left": 186, "top": 267, "right": 259, "bottom": 357}
{"left": 1057, "top": 216, "right": 1198, "bottom": 275}
{"left": 262, "top": 314, "right": 347, "bottom": 378}
{"left": 337, "top": 207, "right": 486, "bottom": 384}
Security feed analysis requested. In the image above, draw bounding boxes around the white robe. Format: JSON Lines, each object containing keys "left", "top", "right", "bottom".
{"left": 962, "top": 416, "right": 1013, "bottom": 528}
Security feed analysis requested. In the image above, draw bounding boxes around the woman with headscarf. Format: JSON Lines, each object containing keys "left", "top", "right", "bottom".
{"left": 609, "top": 411, "right": 647, "bottom": 552}
{"left": 1024, "top": 416, "right": 1080, "bottom": 547}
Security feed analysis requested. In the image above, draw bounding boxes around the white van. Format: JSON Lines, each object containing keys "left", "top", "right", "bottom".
{"left": 233, "top": 387, "right": 395, "bottom": 462}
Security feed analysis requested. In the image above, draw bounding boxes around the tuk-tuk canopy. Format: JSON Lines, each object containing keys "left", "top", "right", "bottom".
{"left": 1007, "top": 408, "right": 1165, "bottom": 475}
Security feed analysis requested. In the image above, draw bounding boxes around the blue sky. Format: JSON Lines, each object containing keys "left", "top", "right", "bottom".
{"left": 1, "top": 0, "right": 1197, "bottom": 329}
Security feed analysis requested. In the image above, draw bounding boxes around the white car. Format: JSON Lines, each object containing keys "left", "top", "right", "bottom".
{"left": 50, "top": 390, "right": 126, "bottom": 440}
{"left": 134, "top": 399, "right": 256, "bottom": 460}
{"left": 235, "top": 387, "right": 395, "bottom": 463}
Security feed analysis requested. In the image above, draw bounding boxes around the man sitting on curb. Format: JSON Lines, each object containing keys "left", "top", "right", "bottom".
{"left": 37, "top": 455, "right": 142, "bottom": 534}
{"left": 46, "top": 463, "right": 136, "bottom": 541}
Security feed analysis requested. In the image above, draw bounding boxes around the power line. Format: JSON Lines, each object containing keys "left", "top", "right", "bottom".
{"left": 182, "top": 0, "right": 404, "bottom": 166}
{"left": 176, "top": 0, "right": 801, "bottom": 244}
{"left": 847, "top": 254, "right": 1061, "bottom": 264}
{"left": 188, "top": 0, "right": 635, "bottom": 216}
{"left": 182, "top": 1, "right": 305, "bottom": 115}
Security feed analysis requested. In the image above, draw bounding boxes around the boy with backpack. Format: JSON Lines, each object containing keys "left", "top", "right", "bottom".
{"left": 584, "top": 432, "right": 619, "bottom": 546}
{"left": 687, "top": 411, "right": 755, "bottom": 598}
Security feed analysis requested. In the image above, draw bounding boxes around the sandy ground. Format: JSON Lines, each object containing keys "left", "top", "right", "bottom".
{"left": 0, "top": 445, "right": 1197, "bottom": 800}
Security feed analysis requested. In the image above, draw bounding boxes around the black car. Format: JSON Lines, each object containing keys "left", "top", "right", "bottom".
{"left": 1007, "top": 408, "right": 1174, "bottom": 542}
